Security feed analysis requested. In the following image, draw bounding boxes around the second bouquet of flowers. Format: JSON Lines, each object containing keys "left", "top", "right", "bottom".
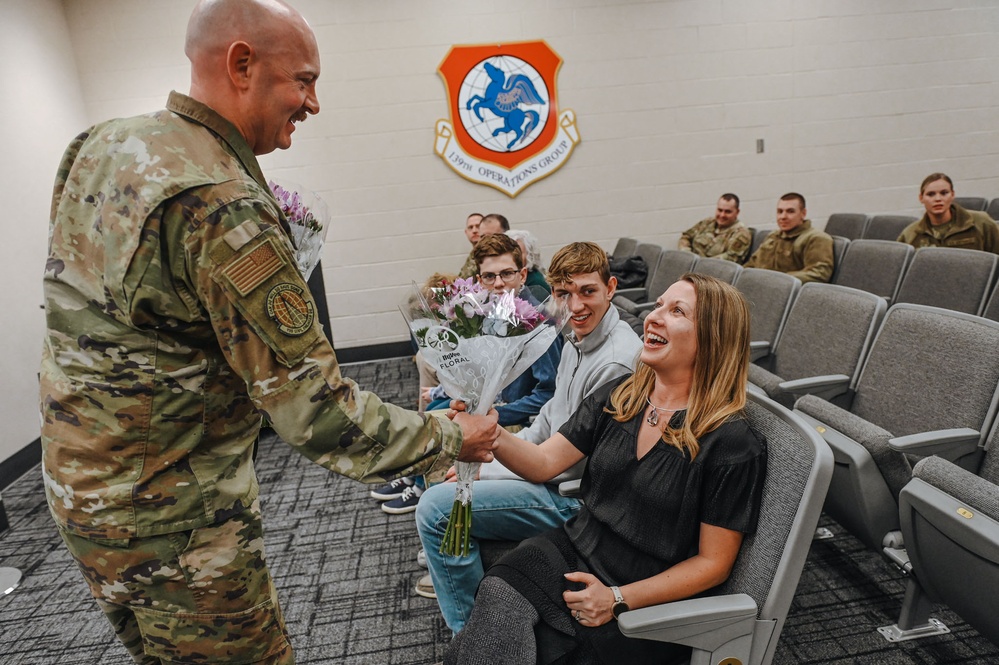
{"left": 401, "top": 277, "right": 567, "bottom": 556}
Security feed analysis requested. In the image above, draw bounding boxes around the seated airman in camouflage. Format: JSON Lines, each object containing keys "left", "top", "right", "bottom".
{"left": 745, "top": 192, "right": 834, "bottom": 284}
{"left": 457, "top": 212, "right": 484, "bottom": 279}
{"left": 897, "top": 173, "right": 999, "bottom": 254}
{"left": 38, "top": 1, "right": 498, "bottom": 663}
{"left": 678, "top": 193, "right": 752, "bottom": 263}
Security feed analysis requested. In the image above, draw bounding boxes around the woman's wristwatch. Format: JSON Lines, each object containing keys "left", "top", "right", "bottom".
{"left": 610, "top": 586, "right": 629, "bottom": 619}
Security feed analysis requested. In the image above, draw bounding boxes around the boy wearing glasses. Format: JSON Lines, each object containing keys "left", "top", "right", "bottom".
{"left": 373, "top": 234, "right": 562, "bottom": 514}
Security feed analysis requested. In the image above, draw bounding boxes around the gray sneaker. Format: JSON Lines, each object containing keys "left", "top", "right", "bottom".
{"left": 414, "top": 573, "right": 436, "bottom": 599}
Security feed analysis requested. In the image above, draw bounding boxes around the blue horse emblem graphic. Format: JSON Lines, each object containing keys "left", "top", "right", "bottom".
{"left": 466, "top": 62, "right": 547, "bottom": 150}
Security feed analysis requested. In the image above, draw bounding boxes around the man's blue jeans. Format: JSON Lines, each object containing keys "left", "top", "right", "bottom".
{"left": 415, "top": 479, "right": 580, "bottom": 634}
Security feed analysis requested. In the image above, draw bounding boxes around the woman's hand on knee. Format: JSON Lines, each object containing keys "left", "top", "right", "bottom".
{"left": 562, "top": 572, "right": 614, "bottom": 627}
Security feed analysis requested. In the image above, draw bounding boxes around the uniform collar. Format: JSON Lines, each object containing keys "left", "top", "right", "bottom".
{"left": 778, "top": 219, "right": 812, "bottom": 239}
{"left": 917, "top": 204, "right": 975, "bottom": 236}
{"left": 166, "top": 91, "right": 270, "bottom": 193}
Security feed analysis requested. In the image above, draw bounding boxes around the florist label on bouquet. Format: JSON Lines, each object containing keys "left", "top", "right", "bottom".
{"left": 426, "top": 326, "right": 472, "bottom": 370}
{"left": 435, "top": 40, "right": 580, "bottom": 198}
{"left": 400, "top": 278, "right": 569, "bottom": 556}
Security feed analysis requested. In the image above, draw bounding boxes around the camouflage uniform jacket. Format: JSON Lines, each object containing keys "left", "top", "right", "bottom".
{"left": 678, "top": 217, "right": 752, "bottom": 263}
{"left": 40, "top": 92, "right": 462, "bottom": 541}
{"left": 745, "top": 220, "right": 834, "bottom": 284}
{"left": 458, "top": 249, "right": 478, "bottom": 279}
{"left": 897, "top": 205, "right": 999, "bottom": 255}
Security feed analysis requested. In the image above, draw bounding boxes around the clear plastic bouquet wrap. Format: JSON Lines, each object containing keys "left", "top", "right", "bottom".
{"left": 268, "top": 180, "right": 331, "bottom": 281}
{"left": 401, "top": 277, "right": 567, "bottom": 556}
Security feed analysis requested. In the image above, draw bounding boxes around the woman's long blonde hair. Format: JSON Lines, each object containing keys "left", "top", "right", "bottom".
{"left": 606, "top": 273, "right": 750, "bottom": 459}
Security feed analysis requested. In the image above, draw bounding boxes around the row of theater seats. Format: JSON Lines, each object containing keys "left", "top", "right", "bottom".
{"left": 778, "top": 296, "right": 999, "bottom": 646}
{"left": 825, "top": 197, "right": 999, "bottom": 242}
{"left": 611, "top": 238, "right": 999, "bottom": 649}
{"left": 613, "top": 237, "right": 999, "bottom": 323}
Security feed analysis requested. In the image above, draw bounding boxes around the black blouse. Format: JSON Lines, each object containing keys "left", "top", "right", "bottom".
{"left": 558, "top": 376, "right": 766, "bottom": 586}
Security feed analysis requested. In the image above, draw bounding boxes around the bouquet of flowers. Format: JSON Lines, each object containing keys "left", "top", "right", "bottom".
{"left": 401, "top": 277, "right": 567, "bottom": 556}
{"left": 268, "top": 180, "right": 331, "bottom": 281}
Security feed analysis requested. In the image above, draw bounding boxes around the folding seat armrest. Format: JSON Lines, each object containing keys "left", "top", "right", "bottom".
{"left": 558, "top": 480, "right": 581, "bottom": 498}
{"left": 613, "top": 288, "right": 647, "bottom": 303}
{"left": 777, "top": 374, "right": 851, "bottom": 401}
{"left": 617, "top": 594, "right": 758, "bottom": 649}
{"left": 888, "top": 428, "right": 980, "bottom": 463}
{"left": 749, "top": 341, "right": 770, "bottom": 362}
{"left": 631, "top": 301, "right": 658, "bottom": 315}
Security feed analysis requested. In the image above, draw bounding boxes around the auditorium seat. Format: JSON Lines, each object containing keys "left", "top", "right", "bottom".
{"left": 954, "top": 196, "right": 988, "bottom": 212}
{"left": 617, "top": 391, "right": 833, "bottom": 665}
{"left": 734, "top": 268, "right": 800, "bottom": 362}
{"left": 987, "top": 198, "right": 999, "bottom": 221}
{"left": 750, "top": 227, "right": 773, "bottom": 256}
{"left": 832, "top": 239, "right": 913, "bottom": 302}
{"left": 691, "top": 256, "right": 742, "bottom": 284}
{"left": 748, "top": 284, "right": 885, "bottom": 409}
{"left": 891, "top": 428, "right": 999, "bottom": 645}
{"left": 611, "top": 236, "right": 638, "bottom": 259}
{"left": 830, "top": 235, "right": 849, "bottom": 282}
{"left": 824, "top": 213, "right": 869, "bottom": 240}
{"left": 613, "top": 249, "right": 697, "bottom": 317}
{"left": 894, "top": 247, "right": 997, "bottom": 316}
{"left": 863, "top": 215, "right": 918, "bottom": 241}
{"left": 794, "top": 304, "right": 999, "bottom": 554}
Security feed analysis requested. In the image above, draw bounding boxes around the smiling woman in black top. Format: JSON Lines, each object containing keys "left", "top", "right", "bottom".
{"left": 444, "top": 273, "right": 767, "bottom": 665}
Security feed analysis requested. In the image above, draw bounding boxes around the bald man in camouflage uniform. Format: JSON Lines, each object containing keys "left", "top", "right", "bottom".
{"left": 39, "top": 1, "right": 497, "bottom": 663}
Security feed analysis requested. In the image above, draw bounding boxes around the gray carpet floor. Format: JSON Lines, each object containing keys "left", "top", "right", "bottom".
{"left": 1, "top": 356, "right": 996, "bottom": 664}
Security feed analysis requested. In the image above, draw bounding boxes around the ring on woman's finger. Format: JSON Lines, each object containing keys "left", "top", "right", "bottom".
{"left": 572, "top": 610, "right": 580, "bottom": 621}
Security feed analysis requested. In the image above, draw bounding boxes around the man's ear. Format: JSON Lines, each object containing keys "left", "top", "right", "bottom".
{"left": 606, "top": 275, "right": 618, "bottom": 298}
{"left": 226, "top": 41, "right": 254, "bottom": 90}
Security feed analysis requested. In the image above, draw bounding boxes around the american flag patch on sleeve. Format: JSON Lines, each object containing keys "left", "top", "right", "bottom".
{"left": 222, "top": 238, "right": 287, "bottom": 295}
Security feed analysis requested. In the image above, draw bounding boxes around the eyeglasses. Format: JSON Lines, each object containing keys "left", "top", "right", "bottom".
{"left": 479, "top": 269, "right": 520, "bottom": 283}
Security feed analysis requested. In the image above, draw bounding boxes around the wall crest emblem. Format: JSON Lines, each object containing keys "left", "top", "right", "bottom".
{"left": 435, "top": 40, "right": 580, "bottom": 197}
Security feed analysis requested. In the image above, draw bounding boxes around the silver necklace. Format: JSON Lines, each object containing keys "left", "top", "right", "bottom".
{"left": 646, "top": 397, "right": 687, "bottom": 427}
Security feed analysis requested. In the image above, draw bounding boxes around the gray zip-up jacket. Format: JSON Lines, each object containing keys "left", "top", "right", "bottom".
{"left": 479, "top": 303, "right": 643, "bottom": 483}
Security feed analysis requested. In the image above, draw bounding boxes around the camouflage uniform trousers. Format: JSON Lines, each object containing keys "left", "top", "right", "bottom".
{"left": 59, "top": 498, "right": 293, "bottom": 664}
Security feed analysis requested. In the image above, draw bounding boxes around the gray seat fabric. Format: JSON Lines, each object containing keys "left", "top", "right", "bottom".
{"left": 988, "top": 198, "right": 999, "bottom": 221}
{"left": 862, "top": 214, "right": 918, "bottom": 241}
{"left": 734, "top": 268, "right": 800, "bottom": 362}
{"left": 748, "top": 284, "right": 885, "bottom": 408}
{"left": 618, "top": 392, "right": 833, "bottom": 665}
{"left": 898, "top": 423, "right": 999, "bottom": 644}
{"left": 691, "top": 256, "right": 742, "bottom": 284}
{"left": 833, "top": 239, "right": 913, "bottom": 301}
{"left": 983, "top": 283, "right": 999, "bottom": 322}
{"left": 830, "top": 235, "right": 849, "bottom": 281}
{"left": 824, "top": 213, "right": 869, "bottom": 240}
{"left": 794, "top": 304, "right": 999, "bottom": 552}
{"left": 750, "top": 227, "right": 772, "bottom": 255}
{"left": 954, "top": 196, "right": 988, "bottom": 212}
{"left": 611, "top": 237, "right": 638, "bottom": 259}
{"left": 614, "top": 249, "right": 697, "bottom": 317}
{"left": 894, "top": 246, "right": 997, "bottom": 315}
{"left": 633, "top": 242, "right": 664, "bottom": 287}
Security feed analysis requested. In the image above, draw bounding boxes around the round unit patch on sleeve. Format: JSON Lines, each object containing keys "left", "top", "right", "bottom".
{"left": 266, "top": 283, "right": 315, "bottom": 336}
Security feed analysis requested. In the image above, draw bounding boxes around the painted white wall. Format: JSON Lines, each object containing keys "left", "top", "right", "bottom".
{"left": 0, "top": 0, "right": 88, "bottom": 469}
{"left": 3, "top": 0, "right": 998, "bottom": 465}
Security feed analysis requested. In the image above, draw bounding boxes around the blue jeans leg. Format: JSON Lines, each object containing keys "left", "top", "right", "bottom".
{"left": 415, "top": 479, "right": 580, "bottom": 635}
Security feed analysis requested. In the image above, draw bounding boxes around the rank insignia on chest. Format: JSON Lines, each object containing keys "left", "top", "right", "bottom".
{"left": 266, "top": 283, "right": 314, "bottom": 336}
